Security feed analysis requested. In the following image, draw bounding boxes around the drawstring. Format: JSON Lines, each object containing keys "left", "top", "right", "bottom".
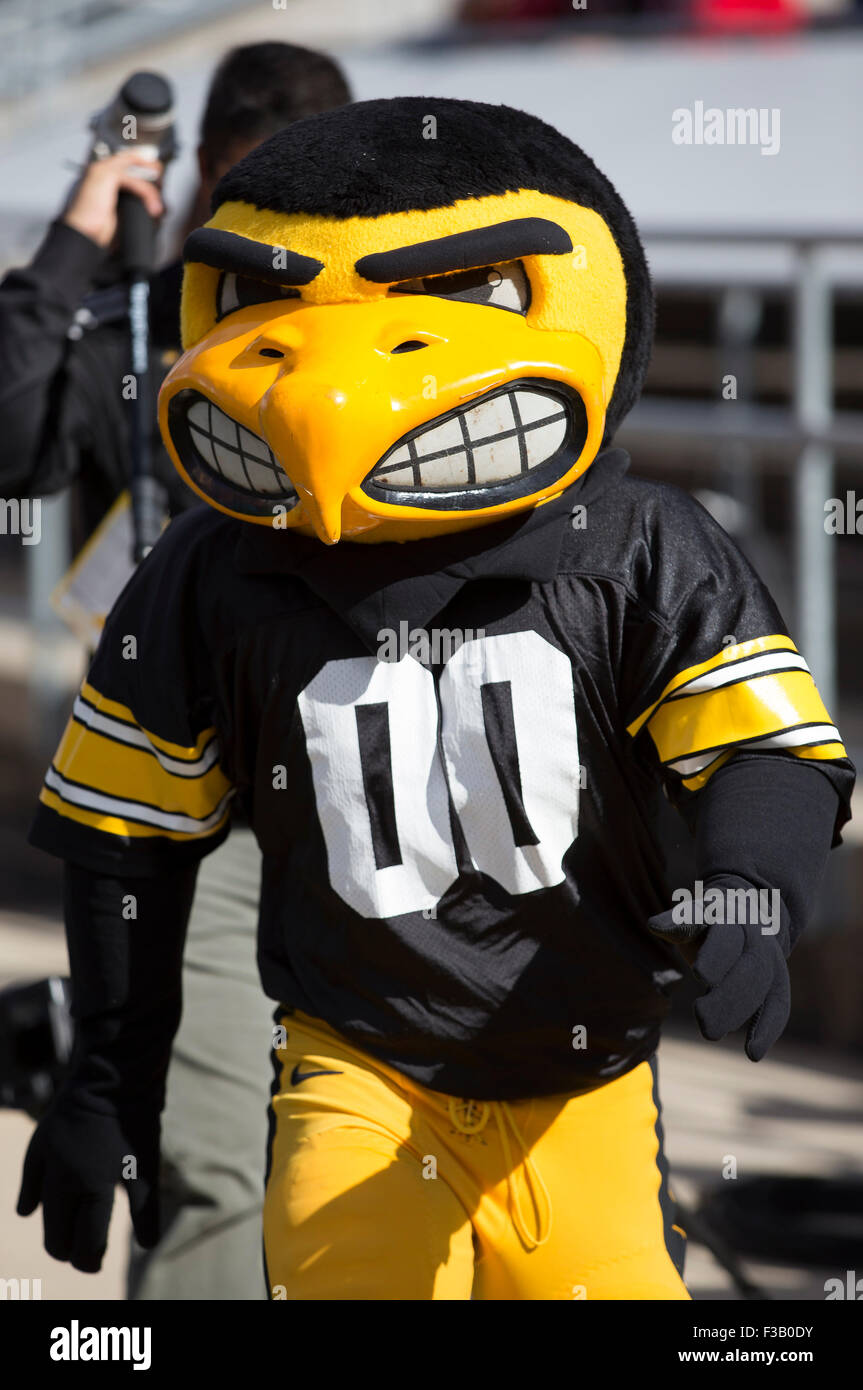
{"left": 447, "top": 1097, "right": 552, "bottom": 1250}
{"left": 494, "top": 1102, "right": 553, "bottom": 1251}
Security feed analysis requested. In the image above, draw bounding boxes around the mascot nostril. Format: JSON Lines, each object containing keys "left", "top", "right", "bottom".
{"left": 391, "top": 340, "right": 428, "bottom": 354}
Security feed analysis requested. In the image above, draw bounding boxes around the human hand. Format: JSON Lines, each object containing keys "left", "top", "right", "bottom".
{"left": 63, "top": 149, "right": 163, "bottom": 249}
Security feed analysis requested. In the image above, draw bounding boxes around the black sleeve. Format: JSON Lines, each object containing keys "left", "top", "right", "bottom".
{"left": 623, "top": 486, "right": 854, "bottom": 844}
{"left": 29, "top": 508, "right": 236, "bottom": 878}
{"left": 0, "top": 220, "right": 106, "bottom": 495}
{"left": 688, "top": 751, "right": 842, "bottom": 950}
{"left": 64, "top": 861, "right": 197, "bottom": 1107}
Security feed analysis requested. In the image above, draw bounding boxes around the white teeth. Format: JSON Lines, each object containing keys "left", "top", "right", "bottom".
{"left": 186, "top": 400, "right": 210, "bottom": 430}
{"left": 186, "top": 385, "right": 569, "bottom": 504}
{"left": 379, "top": 465, "right": 416, "bottom": 486}
{"left": 210, "top": 410, "right": 238, "bottom": 445}
{"left": 414, "top": 416, "right": 464, "bottom": 457}
{"left": 244, "top": 457, "right": 290, "bottom": 495}
{"left": 525, "top": 416, "right": 567, "bottom": 465}
{"left": 214, "top": 442, "right": 240, "bottom": 475}
{"left": 238, "top": 426, "right": 272, "bottom": 463}
{"left": 514, "top": 391, "right": 559, "bottom": 425}
{"left": 374, "top": 387, "right": 568, "bottom": 491}
{"left": 186, "top": 398, "right": 297, "bottom": 500}
{"left": 471, "top": 438, "right": 521, "bottom": 483}
{"left": 190, "top": 428, "right": 216, "bottom": 467}
{"left": 465, "top": 394, "right": 519, "bottom": 441}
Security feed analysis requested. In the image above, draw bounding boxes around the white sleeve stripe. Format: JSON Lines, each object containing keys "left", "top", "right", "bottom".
{"left": 72, "top": 697, "right": 221, "bottom": 778}
{"left": 663, "top": 651, "right": 811, "bottom": 701}
{"left": 668, "top": 724, "right": 841, "bottom": 776}
{"left": 667, "top": 749, "right": 727, "bottom": 778}
{"left": 45, "top": 766, "right": 234, "bottom": 835}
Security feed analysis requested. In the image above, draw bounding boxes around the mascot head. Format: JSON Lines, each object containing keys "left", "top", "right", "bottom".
{"left": 159, "top": 97, "right": 653, "bottom": 544}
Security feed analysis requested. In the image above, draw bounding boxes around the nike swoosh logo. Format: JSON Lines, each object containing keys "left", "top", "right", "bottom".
{"left": 290, "top": 1064, "right": 343, "bottom": 1086}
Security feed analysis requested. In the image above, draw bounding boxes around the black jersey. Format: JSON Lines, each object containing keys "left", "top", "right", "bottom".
{"left": 30, "top": 449, "right": 853, "bottom": 1099}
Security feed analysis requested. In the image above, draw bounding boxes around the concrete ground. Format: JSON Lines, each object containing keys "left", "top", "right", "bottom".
{"left": 1, "top": 912, "right": 129, "bottom": 1300}
{"left": 2, "top": 907, "right": 862, "bottom": 1302}
{"left": 658, "top": 1034, "right": 863, "bottom": 1300}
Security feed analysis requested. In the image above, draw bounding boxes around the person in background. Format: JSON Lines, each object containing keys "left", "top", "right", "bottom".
{"left": 0, "top": 42, "right": 352, "bottom": 1300}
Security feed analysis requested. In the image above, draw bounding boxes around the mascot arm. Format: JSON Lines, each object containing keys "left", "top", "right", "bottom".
{"left": 649, "top": 752, "right": 841, "bottom": 1061}
{"left": 16, "top": 860, "right": 197, "bottom": 1272}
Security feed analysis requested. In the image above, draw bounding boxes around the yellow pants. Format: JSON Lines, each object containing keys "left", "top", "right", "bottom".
{"left": 264, "top": 1011, "right": 690, "bottom": 1301}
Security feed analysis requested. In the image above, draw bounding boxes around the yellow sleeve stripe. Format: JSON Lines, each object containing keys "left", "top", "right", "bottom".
{"left": 42, "top": 763, "right": 234, "bottom": 837}
{"left": 39, "top": 786, "right": 232, "bottom": 842}
{"left": 80, "top": 681, "right": 216, "bottom": 762}
{"left": 626, "top": 635, "right": 799, "bottom": 738}
{"left": 679, "top": 751, "right": 733, "bottom": 793}
{"left": 648, "top": 669, "right": 843, "bottom": 767}
{"left": 52, "top": 717, "right": 231, "bottom": 820}
{"left": 69, "top": 696, "right": 222, "bottom": 780}
{"left": 788, "top": 741, "right": 847, "bottom": 761}
{"left": 678, "top": 740, "right": 848, "bottom": 793}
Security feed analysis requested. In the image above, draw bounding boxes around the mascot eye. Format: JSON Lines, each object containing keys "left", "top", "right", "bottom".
{"left": 391, "top": 260, "right": 530, "bottom": 315}
{"left": 216, "top": 271, "right": 301, "bottom": 321}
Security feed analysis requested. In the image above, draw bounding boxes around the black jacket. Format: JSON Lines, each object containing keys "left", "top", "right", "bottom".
{"left": 0, "top": 219, "right": 194, "bottom": 547}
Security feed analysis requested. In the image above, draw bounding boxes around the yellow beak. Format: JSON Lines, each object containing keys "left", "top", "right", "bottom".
{"left": 159, "top": 295, "right": 607, "bottom": 544}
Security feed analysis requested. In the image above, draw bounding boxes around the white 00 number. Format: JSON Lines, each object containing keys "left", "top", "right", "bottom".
{"left": 297, "top": 631, "right": 580, "bottom": 918}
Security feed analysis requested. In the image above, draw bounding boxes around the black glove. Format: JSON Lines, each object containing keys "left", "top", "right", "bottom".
{"left": 648, "top": 873, "right": 791, "bottom": 1062}
{"left": 17, "top": 1087, "right": 160, "bottom": 1272}
{"left": 15, "top": 860, "right": 197, "bottom": 1271}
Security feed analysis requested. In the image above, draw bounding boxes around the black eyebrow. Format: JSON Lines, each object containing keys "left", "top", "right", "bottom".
{"left": 183, "top": 228, "right": 323, "bottom": 286}
{"left": 355, "top": 218, "right": 573, "bottom": 284}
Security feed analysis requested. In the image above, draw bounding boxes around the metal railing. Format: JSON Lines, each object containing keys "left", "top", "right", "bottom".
{"left": 624, "top": 229, "right": 863, "bottom": 717}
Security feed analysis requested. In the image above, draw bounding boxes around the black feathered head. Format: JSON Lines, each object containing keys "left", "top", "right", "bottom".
{"left": 160, "top": 97, "right": 653, "bottom": 543}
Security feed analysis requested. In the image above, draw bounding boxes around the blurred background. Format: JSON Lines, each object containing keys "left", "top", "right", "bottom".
{"left": 1, "top": 0, "right": 862, "bottom": 1302}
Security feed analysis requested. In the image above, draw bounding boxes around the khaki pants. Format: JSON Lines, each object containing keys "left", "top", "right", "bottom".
{"left": 128, "top": 826, "right": 272, "bottom": 1300}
